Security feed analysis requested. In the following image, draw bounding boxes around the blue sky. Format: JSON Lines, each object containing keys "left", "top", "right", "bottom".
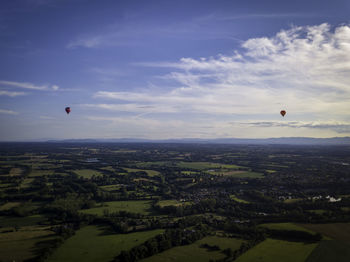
{"left": 1, "top": 0, "right": 350, "bottom": 140}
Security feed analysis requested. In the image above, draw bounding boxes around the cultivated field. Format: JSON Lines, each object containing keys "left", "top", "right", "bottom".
{"left": 235, "top": 238, "right": 317, "bottom": 262}
{"left": 80, "top": 200, "right": 155, "bottom": 216}
{"left": 0, "top": 225, "right": 55, "bottom": 262}
{"left": 47, "top": 226, "right": 164, "bottom": 262}
{"left": 305, "top": 240, "right": 350, "bottom": 262}
{"left": 258, "top": 223, "right": 315, "bottom": 233}
{"left": 73, "top": 169, "right": 103, "bottom": 179}
{"left": 141, "top": 236, "right": 244, "bottom": 262}
{"left": 300, "top": 223, "right": 350, "bottom": 242}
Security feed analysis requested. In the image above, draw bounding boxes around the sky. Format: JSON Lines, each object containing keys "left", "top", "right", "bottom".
{"left": 1, "top": 0, "right": 350, "bottom": 141}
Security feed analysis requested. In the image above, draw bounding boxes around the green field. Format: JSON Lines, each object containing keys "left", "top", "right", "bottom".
{"left": 47, "top": 226, "right": 164, "bottom": 262}
{"left": 136, "top": 161, "right": 169, "bottom": 168}
{"left": 73, "top": 169, "right": 103, "bottom": 179}
{"left": 80, "top": 200, "right": 155, "bottom": 215}
{"left": 158, "top": 200, "right": 191, "bottom": 207}
{"left": 176, "top": 161, "right": 241, "bottom": 170}
{"left": 0, "top": 202, "right": 21, "bottom": 211}
{"left": 99, "top": 184, "right": 121, "bottom": 192}
{"left": 124, "top": 168, "right": 160, "bottom": 177}
{"left": 181, "top": 171, "right": 198, "bottom": 175}
{"left": 28, "top": 169, "right": 54, "bottom": 177}
{"left": 210, "top": 170, "right": 263, "bottom": 178}
{"left": 100, "top": 166, "right": 115, "bottom": 172}
{"left": 230, "top": 195, "right": 250, "bottom": 204}
{"left": 258, "top": 223, "right": 315, "bottom": 233}
{"left": 136, "top": 161, "right": 242, "bottom": 170}
{"left": 0, "top": 225, "right": 54, "bottom": 262}
{"left": 141, "top": 236, "right": 244, "bottom": 262}
{"left": 235, "top": 238, "right": 317, "bottom": 262}
{"left": 20, "top": 178, "right": 34, "bottom": 188}
{"left": 306, "top": 240, "right": 350, "bottom": 262}
{"left": 8, "top": 167, "right": 23, "bottom": 176}
{"left": 0, "top": 214, "right": 46, "bottom": 227}
{"left": 300, "top": 223, "right": 350, "bottom": 242}
{"left": 307, "top": 209, "right": 327, "bottom": 215}
{"left": 284, "top": 198, "right": 303, "bottom": 203}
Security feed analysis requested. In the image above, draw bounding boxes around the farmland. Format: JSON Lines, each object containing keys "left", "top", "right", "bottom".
{"left": 1, "top": 143, "right": 350, "bottom": 261}
{"left": 0, "top": 225, "right": 55, "bottom": 261}
{"left": 235, "top": 238, "right": 317, "bottom": 262}
{"left": 141, "top": 236, "right": 244, "bottom": 262}
{"left": 80, "top": 200, "right": 155, "bottom": 216}
{"left": 48, "top": 226, "right": 164, "bottom": 262}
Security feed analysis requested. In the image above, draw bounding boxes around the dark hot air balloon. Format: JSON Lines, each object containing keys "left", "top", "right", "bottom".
{"left": 65, "top": 107, "right": 71, "bottom": 114}
{"left": 280, "top": 110, "right": 286, "bottom": 117}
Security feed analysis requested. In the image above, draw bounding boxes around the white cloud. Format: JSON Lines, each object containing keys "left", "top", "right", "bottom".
{"left": 0, "top": 109, "right": 19, "bottom": 115}
{"left": 0, "top": 80, "right": 48, "bottom": 90}
{"left": 81, "top": 103, "right": 178, "bottom": 113}
{"left": 0, "top": 91, "right": 27, "bottom": 97}
{"left": 240, "top": 121, "right": 350, "bottom": 133}
{"left": 0, "top": 80, "right": 60, "bottom": 91}
{"left": 92, "top": 23, "right": 350, "bottom": 137}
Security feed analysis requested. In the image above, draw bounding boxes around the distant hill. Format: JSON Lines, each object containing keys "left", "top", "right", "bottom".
{"left": 44, "top": 137, "right": 350, "bottom": 145}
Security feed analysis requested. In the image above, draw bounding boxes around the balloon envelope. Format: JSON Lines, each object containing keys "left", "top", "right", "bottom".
{"left": 65, "top": 107, "right": 71, "bottom": 114}
{"left": 280, "top": 110, "right": 286, "bottom": 117}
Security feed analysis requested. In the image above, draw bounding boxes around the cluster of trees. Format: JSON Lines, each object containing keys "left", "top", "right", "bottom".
{"left": 211, "top": 238, "right": 265, "bottom": 262}
{"left": 114, "top": 225, "right": 209, "bottom": 262}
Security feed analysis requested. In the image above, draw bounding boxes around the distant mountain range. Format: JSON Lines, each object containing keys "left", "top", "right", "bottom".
{"left": 42, "top": 137, "right": 350, "bottom": 145}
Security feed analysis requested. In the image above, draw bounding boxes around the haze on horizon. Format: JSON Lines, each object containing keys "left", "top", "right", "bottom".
{"left": 1, "top": 0, "right": 350, "bottom": 141}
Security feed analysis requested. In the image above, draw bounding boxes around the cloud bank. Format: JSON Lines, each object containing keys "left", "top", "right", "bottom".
{"left": 91, "top": 23, "right": 350, "bottom": 136}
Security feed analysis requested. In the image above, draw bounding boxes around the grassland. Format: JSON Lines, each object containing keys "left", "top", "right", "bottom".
{"left": 0, "top": 214, "right": 46, "bottom": 227}
{"left": 300, "top": 223, "right": 350, "bottom": 242}
{"left": 80, "top": 200, "right": 155, "bottom": 215}
{"left": 0, "top": 225, "right": 54, "bottom": 262}
{"left": 258, "top": 223, "right": 315, "bottom": 233}
{"left": 235, "top": 238, "right": 317, "bottom": 262}
{"left": 73, "top": 169, "right": 103, "bottom": 179}
{"left": 124, "top": 168, "right": 160, "bottom": 177}
{"left": 141, "top": 236, "right": 244, "bottom": 262}
{"left": 47, "top": 226, "right": 164, "bottom": 262}
{"left": 176, "top": 161, "right": 242, "bottom": 170}
{"left": 284, "top": 198, "right": 303, "bottom": 203}
{"left": 209, "top": 170, "right": 263, "bottom": 178}
{"left": 157, "top": 200, "right": 191, "bottom": 207}
{"left": 181, "top": 171, "right": 198, "bottom": 175}
{"left": 9, "top": 167, "right": 23, "bottom": 176}
{"left": 230, "top": 195, "right": 250, "bottom": 204}
{"left": 100, "top": 166, "right": 115, "bottom": 172}
{"left": 0, "top": 201, "right": 21, "bottom": 211}
{"left": 305, "top": 240, "right": 350, "bottom": 262}
{"left": 28, "top": 169, "right": 54, "bottom": 177}
{"left": 99, "top": 184, "right": 121, "bottom": 192}
{"left": 136, "top": 161, "right": 243, "bottom": 170}
{"left": 307, "top": 209, "right": 327, "bottom": 215}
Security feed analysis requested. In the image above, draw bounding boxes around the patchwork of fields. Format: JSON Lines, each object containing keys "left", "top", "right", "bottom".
{"left": 47, "top": 226, "right": 164, "bottom": 262}
{"left": 141, "top": 236, "right": 244, "bottom": 262}
{"left": 235, "top": 238, "right": 318, "bottom": 262}
{"left": 1, "top": 144, "right": 350, "bottom": 262}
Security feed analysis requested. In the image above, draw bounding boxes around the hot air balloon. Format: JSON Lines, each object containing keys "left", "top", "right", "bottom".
{"left": 65, "top": 107, "right": 71, "bottom": 114}
{"left": 280, "top": 110, "right": 286, "bottom": 117}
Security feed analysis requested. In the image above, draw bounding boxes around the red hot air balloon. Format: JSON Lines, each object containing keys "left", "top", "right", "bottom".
{"left": 280, "top": 110, "right": 286, "bottom": 117}
{"left": 65, "top": 107, "right": 71, "bottom": 114}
